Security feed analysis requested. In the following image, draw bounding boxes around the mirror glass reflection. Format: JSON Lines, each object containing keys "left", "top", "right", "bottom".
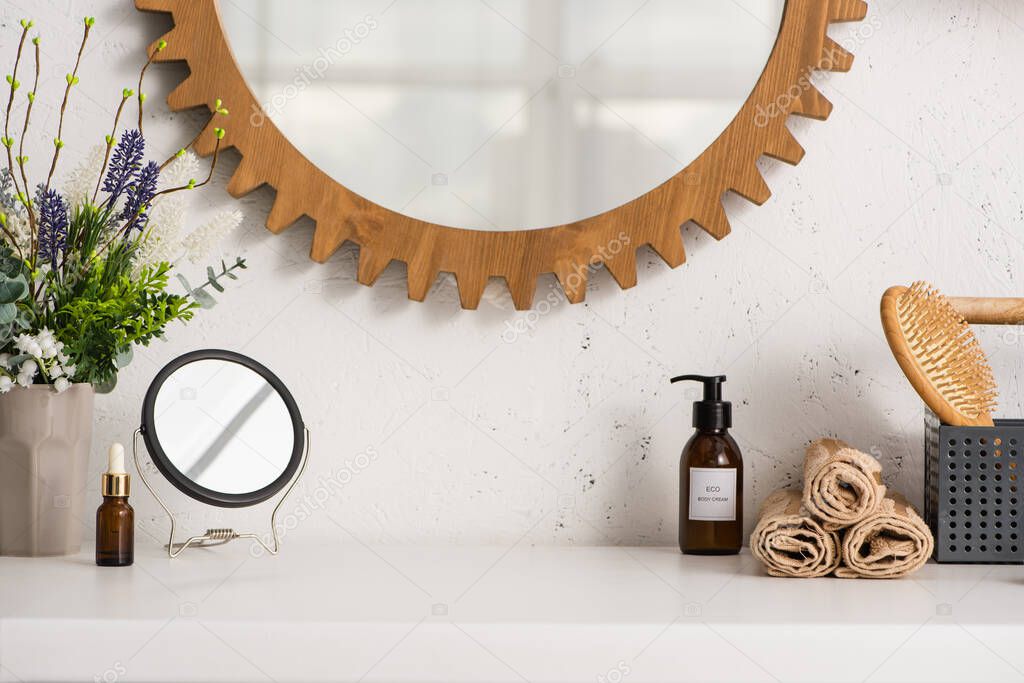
{"left": 220, "top": 0, "right": 785, "bottom": 230}
{"left": 151, "top": 359, "right": 294, "bottom": 495}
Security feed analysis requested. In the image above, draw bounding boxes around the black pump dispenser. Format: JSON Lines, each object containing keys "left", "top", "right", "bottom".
{"left": 671, "top": 373, "right": 742, "bottom": 555}
{"left": 670, "top": 375, "right": 731, "bottom": 431}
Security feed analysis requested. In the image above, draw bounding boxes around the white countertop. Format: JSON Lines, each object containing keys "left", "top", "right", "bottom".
{"left": 1, "top": 540, "right": 1022, "bottom": 683}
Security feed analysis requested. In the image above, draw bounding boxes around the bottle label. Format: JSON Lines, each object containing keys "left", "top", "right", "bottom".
{"left": 688, "top": 468, "right": 737, "bottom": 521}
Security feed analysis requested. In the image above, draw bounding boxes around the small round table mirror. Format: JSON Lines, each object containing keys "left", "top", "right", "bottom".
{"left": 142, "top": 350, "right": 305, "bottom": 507}
{"left": 137, "top": 350, "right": 307, "bottom": 556}
{"left": 220, "top": 0, "right": 785, "bottom": 231}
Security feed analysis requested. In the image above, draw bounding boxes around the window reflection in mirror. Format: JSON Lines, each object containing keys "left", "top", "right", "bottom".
{"left": 152, "top": 359, "right": 294, "bottom": 494}
{"left": 221, "top": 0, "right": 785, "bottom": 230}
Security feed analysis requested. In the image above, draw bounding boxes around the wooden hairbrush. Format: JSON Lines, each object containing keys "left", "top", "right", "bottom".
{"left": 880, "top": 282, "right": 1016, "bottom": 427}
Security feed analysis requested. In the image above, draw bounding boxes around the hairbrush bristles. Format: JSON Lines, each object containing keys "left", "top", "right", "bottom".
{"left": 881, "top": 281, "right": 997, "bottom": 427}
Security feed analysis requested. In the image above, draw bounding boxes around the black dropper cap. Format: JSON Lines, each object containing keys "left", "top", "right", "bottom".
{"left": 670, "top": 375, "right": 731, "bottom": 430}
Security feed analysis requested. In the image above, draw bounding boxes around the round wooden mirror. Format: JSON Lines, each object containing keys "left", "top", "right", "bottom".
{"left": 137, "top": 0, "right": 867, "bottom": 309}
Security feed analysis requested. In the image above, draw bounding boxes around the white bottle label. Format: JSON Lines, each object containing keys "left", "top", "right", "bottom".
{"left": 688, "top": 468, "right": 737, "bottom": 521}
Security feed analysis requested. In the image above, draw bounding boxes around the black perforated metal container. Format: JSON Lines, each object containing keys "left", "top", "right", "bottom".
{"left": 925, "top": 411, "right": 1024, "bottom": 563}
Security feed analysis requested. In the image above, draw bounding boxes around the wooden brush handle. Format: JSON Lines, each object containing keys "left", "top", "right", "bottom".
{"left": 950, "top": 297, "right": 1024, "bottom": 325}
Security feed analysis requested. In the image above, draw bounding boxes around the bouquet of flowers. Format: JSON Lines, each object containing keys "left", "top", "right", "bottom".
{"left": 0, "top": 17, "right": 244, "bottom": 394}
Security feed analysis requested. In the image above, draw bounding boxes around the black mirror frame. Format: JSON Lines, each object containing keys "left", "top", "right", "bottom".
{"left": 140, "top": 349, "right": 305, "bottom": 508}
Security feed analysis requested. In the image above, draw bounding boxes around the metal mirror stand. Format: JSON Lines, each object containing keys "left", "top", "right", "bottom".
{"left": 132, "top": 427, "right": 310, "bottom": 558}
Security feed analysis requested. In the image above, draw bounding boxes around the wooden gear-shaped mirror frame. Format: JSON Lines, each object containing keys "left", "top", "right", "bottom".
{"left": 136, "top": 0, "right": 867, "bottom": 310}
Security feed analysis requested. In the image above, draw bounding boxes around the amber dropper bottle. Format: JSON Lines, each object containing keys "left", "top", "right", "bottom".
{"left": 96, "top": 443, "right": 134, "bottom": 567}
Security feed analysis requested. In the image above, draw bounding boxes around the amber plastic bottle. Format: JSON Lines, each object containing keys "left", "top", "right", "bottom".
{"left": 96, "top": 443, "right": 134, "bottom": 567}
{"left": 671, "top": 375, "right": 743, "bottom": 555}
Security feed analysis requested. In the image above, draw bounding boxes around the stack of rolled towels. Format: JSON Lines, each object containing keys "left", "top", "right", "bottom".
{"left": 750, "top": 438, "right": 934, "bottom": 579}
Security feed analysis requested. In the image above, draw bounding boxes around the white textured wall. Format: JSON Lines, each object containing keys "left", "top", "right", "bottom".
{"left": 5, "top": 0, "right": 1024, "bottom": 547}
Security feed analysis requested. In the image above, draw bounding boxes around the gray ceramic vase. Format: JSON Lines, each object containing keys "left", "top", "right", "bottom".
{"left": 0, "top": 384, "right": 94, "bottom": 556}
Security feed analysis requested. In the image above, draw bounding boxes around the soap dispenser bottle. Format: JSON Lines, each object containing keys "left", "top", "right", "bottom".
{"left": 670, "top": 375, "right": 742, "bottom": 555}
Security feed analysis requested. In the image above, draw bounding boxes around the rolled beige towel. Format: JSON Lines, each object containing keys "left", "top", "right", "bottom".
{"left": 751, "top": 489, "right": 841, "bottom": 578}
{"left": 803, "top": 438, "right": 885, "bottom": 530}
{"left": 836, "top": 494, "right": 934, "bottom": 579}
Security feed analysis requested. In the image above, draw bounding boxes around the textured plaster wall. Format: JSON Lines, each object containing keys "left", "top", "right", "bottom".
{"left": 3, "top": 0, "right": 1024, "bottom": 547}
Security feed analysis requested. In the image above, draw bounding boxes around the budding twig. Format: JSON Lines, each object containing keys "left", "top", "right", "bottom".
{"left": 3, "top": 21, "right": 31, "bottom": 207}
{"left": 45, "top": 17, "right": 92, "bottom": 192}
{"left": 19, "top": 35, "right": 41, "bottom": 266}
{"left": 153, "top": 129, "right": 225, "bottom": 200}
{"left": 159, "top": 118, "right": 209, "bottom": 171}
{"left": 159, "top": 98, "right": 227, "bottom": 171}
{"left": 135, "top": 39, "right": 165, "bottom": 134}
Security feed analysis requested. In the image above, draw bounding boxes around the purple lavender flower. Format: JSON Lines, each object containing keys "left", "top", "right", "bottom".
{"left": 121, "top": 160, "right": 160, "bottom": 232}
{"left": 101, "top": 129, "right": 145, "bottom": 204}
{"left": 35, "top": 185, "right": 68, "bottom": 266}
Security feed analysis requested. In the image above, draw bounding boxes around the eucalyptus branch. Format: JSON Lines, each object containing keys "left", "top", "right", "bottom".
{"left": 92, "top": 91, "right": 132, "bottom": 204}
{"left": 3, "top": 21, "right": 31, "bottom": 206}
{"left": 177, "top": 257, "right": 247, "bottom": 309}
{"left": 190, "top": 257, "right": 247, "bottom": 295}
{"left": 45, "top": 17, "right": 93, "bottom": 192}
